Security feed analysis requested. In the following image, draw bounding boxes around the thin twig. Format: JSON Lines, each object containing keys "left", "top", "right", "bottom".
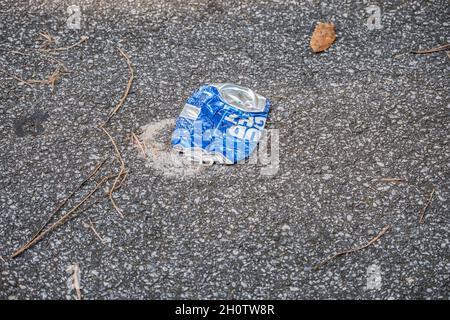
{"left": 100, "top": 126, "right": 125, "bottom": 217}
{"left": 314, "top": 225, "right": 391, "bottom": 270}
{"left": 103, "top": 47, "right": 134, "bottom": 125}
{"left": 29, "top": 159, "right": 106, "bottom": 243}
{"left": 26, "top": 65, "right": 67, "bottom": 93}
{"left": 0, "top": 68, "right": 33, "bottom": 87}
{"left": 411, "top": 43, "right": 450, "bottom": 54}
{"left": 419, "top": 188, "right": 436, "bottom": 224}
{"left": 40, "top": 54, "right": 68, "bottom": 71}
{"left": 113, "top": 170, "right": 128, "bottom": 192}
{"left": 393, "top": 52, "right": 408, "bottom": 59}
{"left": 0, "top": 32, "right": 69, "bottom": 93}
{"left": 0, "top": 47, "right": 68, "bottom": 71}
{"left": 43, "top": 36, "right": 89, "bottom": 53}
{"left": 132, "top": 132, "right": 147, "bottom": 159}
{"left": 1, "top": 65, "right": 67, "bottom": 92}
{"left": 379, "top": 178, "right": 407, "bottom": 183}
{"left": 85, "top": 219, "right": 105, "bottom": 243}
{"left": 38, "top": 31, "right": 54, "bottom": 50}
{"left": 11, "top": 175, "right": 109, "bottom": 259}
{"left": 365, "top": 184, "right": 378, "bottom": 193}
{"left": 0, "top": 256, "right": 5, "bottom": 263}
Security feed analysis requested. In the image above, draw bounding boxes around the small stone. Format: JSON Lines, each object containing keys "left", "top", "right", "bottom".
{"left": 405, "top": 277, "right": 414, "bottom": 284}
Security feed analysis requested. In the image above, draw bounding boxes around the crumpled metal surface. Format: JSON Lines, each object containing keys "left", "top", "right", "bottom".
{"left": 172, "top": 83, "right": 271, "bottom": 164}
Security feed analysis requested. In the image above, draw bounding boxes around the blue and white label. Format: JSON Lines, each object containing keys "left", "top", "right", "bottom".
{"left": 172, "top": 84, "right": 271, "bottom": 164}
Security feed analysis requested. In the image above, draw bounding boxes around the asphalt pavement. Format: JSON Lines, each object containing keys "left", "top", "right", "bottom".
{"left": 0, "top": 0, "right": 449, "bottom": 299}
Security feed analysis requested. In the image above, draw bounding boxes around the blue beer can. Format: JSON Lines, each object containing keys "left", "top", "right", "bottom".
{"left": 171, "top": 83, "right": 271, "bottom": 164}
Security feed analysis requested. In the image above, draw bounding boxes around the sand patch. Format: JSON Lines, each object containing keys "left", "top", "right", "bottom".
{"left": 139, "top": 118, "right": 209, "bottom": 178}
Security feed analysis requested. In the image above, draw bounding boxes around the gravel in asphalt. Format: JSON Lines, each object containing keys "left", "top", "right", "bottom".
{"left": 0, "top": 0, "right": 449, "bottom": 299}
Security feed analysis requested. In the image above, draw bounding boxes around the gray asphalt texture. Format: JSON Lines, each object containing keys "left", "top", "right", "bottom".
{"left": 0, "top": 0, "right": 449, "bottom": 300}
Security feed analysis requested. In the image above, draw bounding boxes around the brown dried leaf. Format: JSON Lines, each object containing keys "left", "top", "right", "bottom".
{"left": 310, "top": 22, "right": 336, "bottom": 53}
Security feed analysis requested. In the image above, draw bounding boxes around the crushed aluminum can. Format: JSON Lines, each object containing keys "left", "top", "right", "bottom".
{"left": 171, "top": 83, "right": 271, "bottom": 164}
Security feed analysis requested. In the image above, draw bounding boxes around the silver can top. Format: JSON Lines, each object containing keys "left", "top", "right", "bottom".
{"left": 213, "top": 83, "right": 267, "bottom": 113}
